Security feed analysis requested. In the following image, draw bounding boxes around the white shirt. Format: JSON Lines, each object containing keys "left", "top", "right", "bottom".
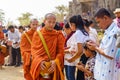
{"left": 64, "top": 30, "right": 89, "bottom": 66}
{"left": 8, "top": 29, "right": 21, "bottom": 49}
{"left": 89, "top": 27, "right": 99, "bottom": 45}
{"left": 94, "top": 21, "right": 119, "bottom": 80}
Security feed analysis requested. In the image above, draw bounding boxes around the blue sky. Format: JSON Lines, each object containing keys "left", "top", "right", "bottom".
{"left": 0, "top": 0, "right": 72, "bottom": 25}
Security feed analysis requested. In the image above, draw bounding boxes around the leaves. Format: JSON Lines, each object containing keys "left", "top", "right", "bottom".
{"left": 0, "top": 9, "right": 5, "bottom": 24}
{"left": 18, "top": 12, "right": 33, "bottom": 26}
{"left": 53, "top": 5, "right": 69, "bottom": 22}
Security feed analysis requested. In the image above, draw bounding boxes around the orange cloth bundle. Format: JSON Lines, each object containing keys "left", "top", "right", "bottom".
{"left": 0, "top": 45, "right": 7, "bottom": 54}
{"left": 0, "top": 45, "right": 9, "bottom": 57}
{"left": 40, "top": 62, "right": 51, "bottom": 77}
{"left": 42, "top": 62, "right": 51, "bottom": 73}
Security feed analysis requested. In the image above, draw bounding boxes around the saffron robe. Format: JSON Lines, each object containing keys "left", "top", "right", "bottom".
{"left": 0, "top": 31, "right": 4, "bottom": 65}
{"left": 20, "top": 29, "right": 35, "bottom": 80}
{"left": 30, "top": 28, "right": 65, "bottom": 80}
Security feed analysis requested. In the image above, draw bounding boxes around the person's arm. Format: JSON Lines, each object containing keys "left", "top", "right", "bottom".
{"left": 66, "top": 43, "right": 83, "bottom": 63}
{"left": 95, "top": 47, "right": 113, "bottom": 60}
{"left": 64, "top": 47, "right": 76, "bottom": 54}
{"left": 87, "top": 41, "right": 113, "bottom": 60}
{"left": 76, "top": 64, "right": 93, "bottom": 76}
{"left": 66, "top": 31, "right": 86, "bottom": 62}
{"left": 64, "top": 48, "right": 70, "bottom": 53}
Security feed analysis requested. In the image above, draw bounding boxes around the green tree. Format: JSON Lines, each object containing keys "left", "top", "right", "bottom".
{"left": 0, "top": 9, "right": 5, "bottom": 24}
{"left": 18, "top": 12, "right": 32, "bottom": 26}
{"left": 53, "top": 5, "right": 69, "bottom": 22}
{"left": 6, "top": 20, "right": 14, "bottom": 27}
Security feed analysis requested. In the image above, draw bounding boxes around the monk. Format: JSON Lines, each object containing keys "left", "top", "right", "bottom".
{"left": 0, "top": 26, "right": 5, "bottom": 69}
{"left": 20, "top": 19, "right": 38, "bottom": 80}
{"left": 30, "top": 13, "right": 65, "bottom": 80}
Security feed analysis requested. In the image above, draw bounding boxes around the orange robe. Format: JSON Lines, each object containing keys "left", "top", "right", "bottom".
{"left": 0, "top": 31, "right": 4, "bottom": 65}
{"left": 30, "top": 28, "right": 65, "bottom": 80}
{"left": 20, "top": 29, "right": 35, "bottom": 80}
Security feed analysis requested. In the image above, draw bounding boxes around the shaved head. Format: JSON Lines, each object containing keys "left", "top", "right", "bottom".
{"left": 30, "top": 18, "right": 38, "bottom": 30}
{"left": 45, "top": 13, "right": 56, "bottom": 20}
{"left": 44, "top": 13, "right": 56, "bottom": 31}
{"left": 30, "top": 18, "right": 38, "bottom": 23}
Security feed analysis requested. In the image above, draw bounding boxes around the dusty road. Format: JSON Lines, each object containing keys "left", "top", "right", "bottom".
{"left": 0, "top": 66, "right": 24, "bottom": 80}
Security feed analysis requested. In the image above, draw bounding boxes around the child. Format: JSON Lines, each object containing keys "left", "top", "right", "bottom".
{"left": 76, "top": 41, "right": 96, "bottom": 80}
{"left": 76, "top": 40, "right": 113, "bottom": 80}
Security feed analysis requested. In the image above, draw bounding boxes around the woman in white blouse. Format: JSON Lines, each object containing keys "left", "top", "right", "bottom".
{"left": 64, "top": 22, "right": 76, "bottom": 80}
{"left": 65, "top": 15, "right": 89, "bottom": 80}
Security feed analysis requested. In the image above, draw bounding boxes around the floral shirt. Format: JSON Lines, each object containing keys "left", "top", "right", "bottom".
{"left": 85, "top": 57, "right": 96, "bottom": 80}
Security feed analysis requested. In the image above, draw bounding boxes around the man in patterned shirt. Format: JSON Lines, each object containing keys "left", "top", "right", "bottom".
{"left": 87, "top": 8, "right": 119, "bottom": 80}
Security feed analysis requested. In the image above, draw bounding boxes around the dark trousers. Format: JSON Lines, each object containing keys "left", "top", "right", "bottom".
{"left": 76, "top": 54, "right": 89, "bottom": 80}
{"left": 64, "top": 65, "right": 76, "bottom": 80}
{"left": 12, "top": 47, "right": 21, "bottom": 65}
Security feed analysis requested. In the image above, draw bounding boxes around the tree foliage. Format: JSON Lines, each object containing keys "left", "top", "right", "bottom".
{"left": 0, "top": 9, "right": 5, "bottom": 24}
{"left": 18, "top": 12, "right": 32, "bottom": 26}
{"left": 6, "top": 20, "right": 14, "bottom": 27}
{"left": 53, "top": 5, "right": 69, "bottom": 22}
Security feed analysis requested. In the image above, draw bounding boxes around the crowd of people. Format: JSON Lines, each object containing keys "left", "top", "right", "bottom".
{"left": 0, "top": 8, "right": 120, "bottom": 80}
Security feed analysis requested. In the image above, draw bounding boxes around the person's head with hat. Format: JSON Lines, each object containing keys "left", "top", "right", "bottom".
{"left": 114, "top": 8, "right": 120, "bottom": 18}
{"left": 114, "top": 8, "right": 120, "bottom": 28}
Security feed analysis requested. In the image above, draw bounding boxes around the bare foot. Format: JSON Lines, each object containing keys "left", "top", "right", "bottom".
{"left": 0, "top": 66, "right": 5, "bottom": 70}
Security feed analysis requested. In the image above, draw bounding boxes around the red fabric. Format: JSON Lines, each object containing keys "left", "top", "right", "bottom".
{"left": 59, "top": 22, "right": 64, "bottom": 28}
{"left": 0, "top": 31, "right": 4, "bottom": 39}
{"left": 0, "top": 52, "right": 4, "bottom": 65}
{"left": 0, "top": 31, "right": 5, "bottom": 65}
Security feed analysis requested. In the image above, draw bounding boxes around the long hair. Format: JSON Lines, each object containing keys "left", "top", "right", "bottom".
{"left": 69, "top": 15, "right": 88, "bottom": 36}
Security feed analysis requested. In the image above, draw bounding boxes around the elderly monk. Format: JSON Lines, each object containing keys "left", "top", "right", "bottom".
{"left": 30, "top": 13, "right": 65, "bottom": 80}
{"left": 20, "top": 19, "right": 38, "bottom": 80}
{"left": 0, "top": 26, "right": 5, "bottom": 69}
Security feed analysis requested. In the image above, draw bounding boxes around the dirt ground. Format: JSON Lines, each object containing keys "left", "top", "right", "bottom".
{"left": 0, "top": 66, "right": 24, "bottom": 80}
{"left": 0, "top": 65, "right": 67, "bottom": 80}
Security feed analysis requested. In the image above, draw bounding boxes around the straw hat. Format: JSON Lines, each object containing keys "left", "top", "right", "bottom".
{"left": 114, "top": 8, "right": 120, "bottom": 14}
